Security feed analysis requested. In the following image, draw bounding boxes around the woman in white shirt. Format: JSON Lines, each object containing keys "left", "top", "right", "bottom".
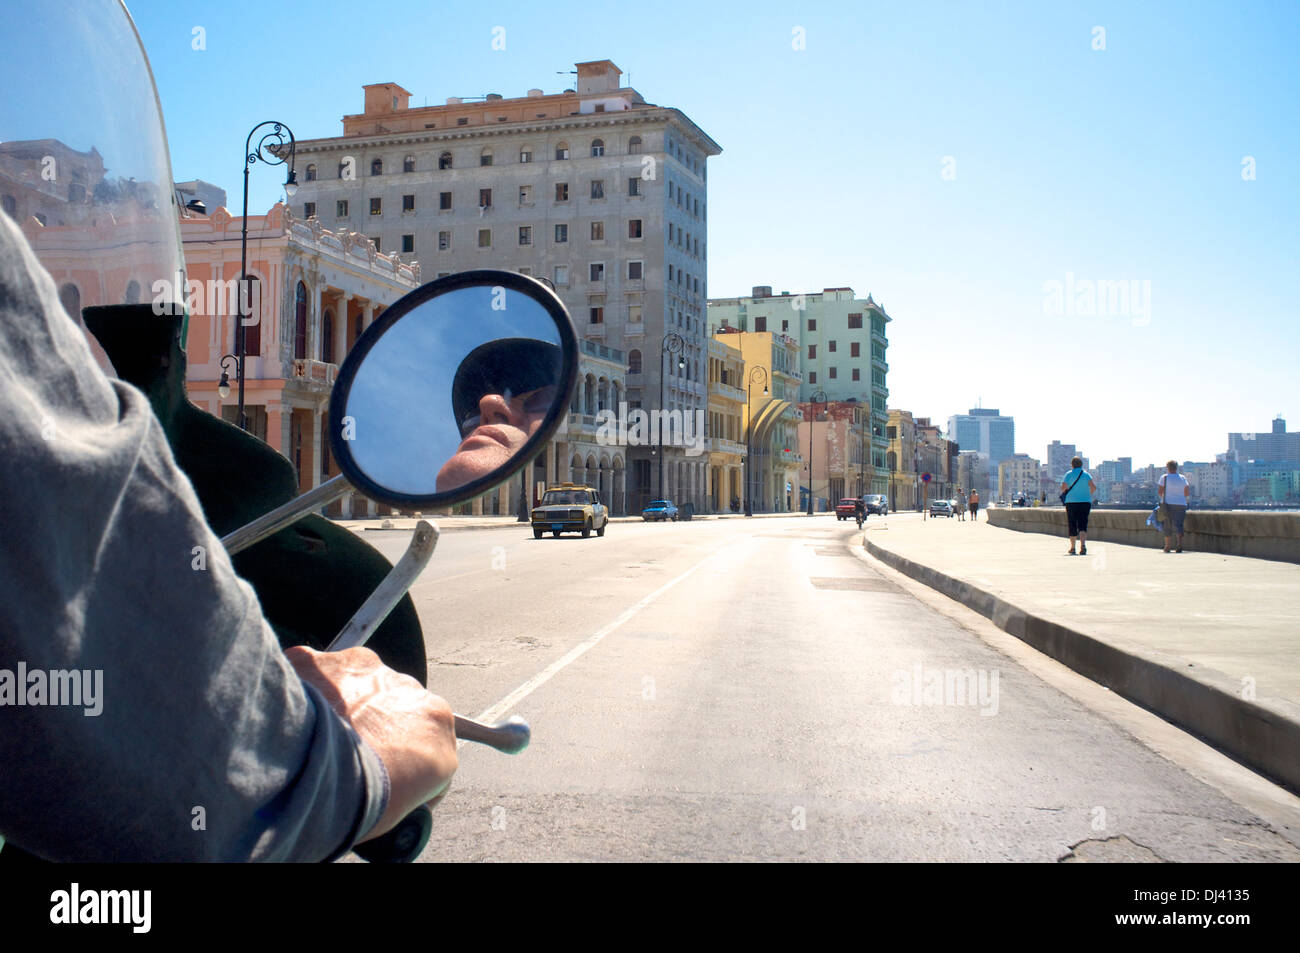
{"left": 1157, "top": 460, "right": 1191, "bottom": 553}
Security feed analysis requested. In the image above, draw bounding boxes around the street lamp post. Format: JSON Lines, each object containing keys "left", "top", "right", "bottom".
{"left": 658, "top": 331, "right": 686, "bottom": 502}
{"left": 237, "top": 121, "right": 297, "bottom": 431}
{"left": 744, "top": 366, "right": 769, "bottom": 517}
{"left": 806, "top": 389, "right": 826, "bottom": 515}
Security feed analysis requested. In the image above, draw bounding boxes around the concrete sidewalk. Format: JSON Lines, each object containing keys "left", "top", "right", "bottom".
{"left": 860, "top": 513, "right": 1300, "bottom": 794}
{"left": 332, "top": 510, "right": 810, "bottom": 533}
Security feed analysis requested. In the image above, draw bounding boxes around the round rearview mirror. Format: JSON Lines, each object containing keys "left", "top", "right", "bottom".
{"left": 329, "top": 270, "right": 578, "bottom": 508}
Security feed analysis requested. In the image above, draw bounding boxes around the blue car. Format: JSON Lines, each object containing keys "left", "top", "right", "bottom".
{"left": 641, "top": 500, "right": 679, "bottom": 522}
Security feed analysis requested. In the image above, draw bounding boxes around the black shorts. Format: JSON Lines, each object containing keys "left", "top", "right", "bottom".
{"left": 1066, "top": 501, "right": 1091, "bottom": 536}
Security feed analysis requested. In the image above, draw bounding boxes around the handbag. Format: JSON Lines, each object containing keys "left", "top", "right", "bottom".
{"left": 1060, "top": 468, "right": 1085, "bottom": 504}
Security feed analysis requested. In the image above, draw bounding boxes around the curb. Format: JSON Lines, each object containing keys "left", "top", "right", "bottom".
{"left": 861, "top": 537, "right": 1300, "bottom": 796}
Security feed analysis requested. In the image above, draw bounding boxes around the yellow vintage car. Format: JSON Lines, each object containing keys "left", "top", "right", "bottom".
{"left": 530, "top": 483, "right": 609, "bottom": 539}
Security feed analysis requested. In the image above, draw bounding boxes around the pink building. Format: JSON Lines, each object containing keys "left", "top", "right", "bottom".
{"left": 181, "top": 203, "right": 419, "bottom": 514}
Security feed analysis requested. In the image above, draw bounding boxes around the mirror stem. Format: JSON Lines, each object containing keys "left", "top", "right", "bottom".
{"left": 221, "top": 473, "right": 354, "bottom": 555}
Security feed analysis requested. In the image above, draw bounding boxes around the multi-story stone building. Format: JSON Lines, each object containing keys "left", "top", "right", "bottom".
{"left": 715, "top": 328, "right": 804, "bottom": 512}
{"left": 706, "top": 336, "right": 747, "bottom": 512}
{"left": 1229, "top": 417, "right": 1299, "bottom": 466}
{"left": 887, "top": 409, "right": 919, "bottom": 511}
{"left": 707, "top": 285, "right": 890, "bottom": 489}
{"left": 998, "top": 454, "right": 1042, "bottom": 501}
{"left": 797, "top": 401, "right": 876, "bottom": 511}
{"left": 913, "top": 417, "right": 952, "bottom": 504}
{"left": 1046, "top": 440, "right": 1078, "bottom": 480}
{"left": 181, "top": 203, "right": 419, "bottom": 515}
{"left": 289, "top": 60, "right": 721, "bottom": 514}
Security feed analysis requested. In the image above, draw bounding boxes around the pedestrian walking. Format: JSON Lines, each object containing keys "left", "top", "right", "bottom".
{"left": 955, "top": 488, "right": 965, "bottom": 520}
{"left": 1060, "top": 456, "right": 1097, "bottom": 555}
{"left": 968, "top": 489, "right": 980, "bottom": 522}
{"left": 1157, "top": 460, "right": 1191, "bottom": 553}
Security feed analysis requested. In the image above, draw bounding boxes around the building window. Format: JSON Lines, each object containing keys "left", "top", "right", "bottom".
{"left": 554, "top": 265, "right": 569, "bottom": 286}
{"left": 628, "top": 260, "right": 643, "bottom": 280}
{"left": 829, "top": 340, "right": 837, "bottom": 352}
{"left": 848, "top": 312, "right": 863, "bottom": 329}
{"left": 438, "top": 230, "right": 450, "bottom": 250}
{"left": 591, "top": 139, "right": 605, "bottom": 157}
{"left": 439, "top": 191, "right": 452, "bottom": 210}
{"left": 305, "top": 164, "right": 317, "bottom": 181}
{"left": 809, "top": 371, "right": 817, "bottom": 384}
{"left": 590, "top": 263, "right": 604, "bottom": 282}
{"left": 628, "top": 178, "right": 640, "bottom": 196}
{"left": 293, "top": 282, "right": 307, "bottom": 359}
{"left": 438, "top": 152, "right": 453, "bottom": 170}
{"left": 403, "top": 155, "right": 415, "bottom": 173}
{"left": 755, "top": 316, "right": 767, "bottom": 332}
{"left": 479, "top": 188, "right": 492, "bottom": 208}
{"left": 829, "top": 367, "right": 837, "bottom": 379}
{"left": 370, "top": 197, "right": 382, "bottom": 215}
{"left": 782, "top": 319, "right": 789, "bottom": 332}
{"left": 591, "top": 221, "right": 604, "bottom": 240}
{"left": 370, "top": 236, "right": 381, "bottom": 251}
{"left": 304, "top": 202, "right": 316, "bottom": 218}
{"left": 590, "top": 306, "right": 604, "bottom": 323}
{"left": 370, "top": 158, "right": 385, "bottom": 176}
{"left": 808, "top": 318, "right": 817, "bottom": 331}
{"left": 629, "top": 218, "right": 642, "bottom": 238}
{"left": 402, "top": 194, "right": 415, "bottom": 212}
{"left": 337, "top": 161, "right": 349, "bottom": 179}
{"left": 519, "top": 226, "right": 532, "bottom": 245}
{"left": 628, "top": 136, "right": 642, "bottom": 154}
{"left": 808, "top": 344, "right": 817, "bottom": 358}
{"left": 851, "top": 342, "right": 860, "bottom": 357}
{"left": 336, "top": 199, "right": 349, "bottom": 217}
{"left": 628, "top": 349, "right": 642, "bottom": 373}
{"left": 478, "top": 228, "right": 491, "bottom": 248}
{"left": 852, "top": 368, "right": 861, "bottom": 381}
{"left": 457, "top": 117, "right": 468, "bottom": 126}
{"left": 519, "top": 185, "right": 532, "bottom": 205}
{"left": 667, "top": 265, "right": 673, "bottom": 281}
{"left": 519, "top": 149, "right": 533, "bottom": 163}
{"left": 555, "top": 182, "right": 569, "bottom": 202}
{"left": 591, "top": 180, "right": 604, "bottom": 199}
{"left": 480, "top": 148, "right": 493, "bottom": 167}
{"left": 554, "top": 223, "right": 568, "bottom": 243}
{"left": 628, "top": 303, "right": 642, "bottom": 324}
{"left": 555, "top": 143, "right": 569, "bottom": 160}
{"left": 402, "top": 234, "right": 414, "bottom": 253}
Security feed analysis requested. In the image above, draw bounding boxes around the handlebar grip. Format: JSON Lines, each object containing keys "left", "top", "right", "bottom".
{"left": 352, "top": 804, "right": 433, "bottom": 864}
{"left": 453, "top": 714, "right": 530, "bottom": 754}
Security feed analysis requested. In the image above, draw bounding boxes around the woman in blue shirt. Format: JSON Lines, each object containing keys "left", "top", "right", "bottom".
{"left": 1060, "top": 456, "right": 1097, "bottom": 555}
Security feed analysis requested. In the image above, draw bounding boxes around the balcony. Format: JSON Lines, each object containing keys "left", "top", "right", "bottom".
{"left": 566, "top": 412, "right": 602, "bottom": 438}
{"left": 709, "top": 438, "right": 747, "bottom": 458}
{"left": 709, "top": 379, "right": 745, "bottom": 403}
{"left": 290, "top": 359, "right": 337, "bottom": 387}
{"left": 579, "top": 339, "right": 625, "bottom": 364}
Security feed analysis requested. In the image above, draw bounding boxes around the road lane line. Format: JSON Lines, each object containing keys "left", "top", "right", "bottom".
{"left": 469, "top": 544, "right": 732, "bottom": 732}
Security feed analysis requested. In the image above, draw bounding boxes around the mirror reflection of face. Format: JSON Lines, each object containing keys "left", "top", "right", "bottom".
{"left": 338, "top": 282, "right": 568, "bottom": 499}
{"left": 436, "top": 385, "right": 556, "bottom": 492}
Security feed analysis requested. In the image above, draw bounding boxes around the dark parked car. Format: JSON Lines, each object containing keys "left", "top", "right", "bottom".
{"left": 641, "top": 500, "right": 679, "bottom": 522}
{"left": 863, "top": 494, "right": 889, "bottom": 515}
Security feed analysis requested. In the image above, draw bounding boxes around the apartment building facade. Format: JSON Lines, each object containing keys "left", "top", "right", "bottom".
{"left": 289, "top": 60, "right": 721, "bottom": 513}
{"left": 707, "top": 285, "right": 891, "bottom": 490}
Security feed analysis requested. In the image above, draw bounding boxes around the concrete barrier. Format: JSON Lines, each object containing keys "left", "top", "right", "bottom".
{"left": 988, "top": 507, "right": 1300, "bottom": 563}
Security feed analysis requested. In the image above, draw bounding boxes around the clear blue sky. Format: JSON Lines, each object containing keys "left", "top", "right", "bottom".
{"left": 128, "top": 0, "right": 1299, "bottom": 470}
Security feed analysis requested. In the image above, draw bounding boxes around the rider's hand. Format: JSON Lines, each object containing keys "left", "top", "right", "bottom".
{"left": 284, "top": 645, "right": 458, "bottom": 843}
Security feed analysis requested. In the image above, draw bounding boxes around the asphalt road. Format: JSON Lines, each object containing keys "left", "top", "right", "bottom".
{"left": 359, "top": 513, "right": 1300, "bottom": 862}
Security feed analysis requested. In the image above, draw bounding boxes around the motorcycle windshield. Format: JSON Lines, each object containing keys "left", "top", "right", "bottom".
{"left": 0, "top": 0, "right": 185, "bottom": 321}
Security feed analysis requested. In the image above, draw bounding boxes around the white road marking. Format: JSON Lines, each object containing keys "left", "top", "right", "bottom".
{"left": 468, "top": 544, "right": 732, "bottom": 737}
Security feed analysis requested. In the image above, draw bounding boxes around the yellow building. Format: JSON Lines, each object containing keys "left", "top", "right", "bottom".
{"left": 707, "top": 336, "right": 747, "bottom": 512}
{"left": 716, "top": 328, "right": 803, "bottom": 512}
{"left": 887, "top": 408, "right": 919, "bottom": 511}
